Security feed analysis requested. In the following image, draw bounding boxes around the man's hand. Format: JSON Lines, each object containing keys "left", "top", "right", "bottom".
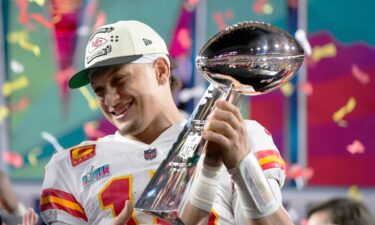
{"left": 18, "top": 208, "right": 38, "bottom": 225}
{"left": 202, "top": 100, "right": 250, "bottom": 169}
{"left": 111, "top": 201, "right": 133, "bottom": 225}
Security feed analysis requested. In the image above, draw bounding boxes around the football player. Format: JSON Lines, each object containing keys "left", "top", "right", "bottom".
{"left": 40, "top": 20, "right": 292, "bottom": 225}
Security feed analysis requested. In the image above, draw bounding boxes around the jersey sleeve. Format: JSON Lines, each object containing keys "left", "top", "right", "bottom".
{"left": 245, "top": 120, "right": 286, "bottom": 187}
{"left": 211, "top": 120, "right": 287, "bottom": 224}
{"left": 209, "top": 171, "right": 235, "bottom": 225}
{"left": 40, "top": 151, "right": 88, "bottom": 225}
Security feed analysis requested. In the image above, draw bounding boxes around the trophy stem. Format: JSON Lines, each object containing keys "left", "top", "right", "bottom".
{"left": 135, "top": 83, "right": 235, "bottom": 225}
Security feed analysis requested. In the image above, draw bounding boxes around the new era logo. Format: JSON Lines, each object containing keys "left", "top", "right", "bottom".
{"left": 143, "top": 38, "right": 152, "bottom": 46}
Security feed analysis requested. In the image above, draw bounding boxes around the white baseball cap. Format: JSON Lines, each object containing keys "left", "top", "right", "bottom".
{"left": 69, "top": 20, "right": 169, "bottom": 89}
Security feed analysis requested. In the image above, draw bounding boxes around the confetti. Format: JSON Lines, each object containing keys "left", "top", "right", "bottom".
{"left": 2, "top": 151, "right": 24, "bottom": 168}
{"left": 8, "top": 31, "right": 40, "bottom": 56}
{"left": 332, "top": 97, "right": 356, "bottom": 125}
{"left": 7, "top": 31, "right": 28, "bottom": 43}
{"left": 286, "top": 164, "right": 314, "bottom": 190}
{"left": 9, "top": 97, "right": 29, "bottom": 112}
{"left": 2, "top": 76, "right": 29, "bottom": 97}
{"left": 184, "top": 0, "right": 200, "bottom": 10}
{"left": 29, "top": 0, "right": 45, "bottom": 6}
{"left": 41, "top": 131, "right": 64, "bottom": 152}
{"left": 30, "top": 13, "right": 54, "bottom": 28}
{"left": 27, "top": 147, "right": 42, "bottom": 166}
{"left": 295, "top": 29, "right": 312, "bottom": 56}
{"left": 262, "top": 3, "right": 273, "bottom": 15}
{"left": 177, "top": 28, "right": 191, "bottom": 50}
{"left": 286, "top": 164, "right": 314, "bottom": 180}
{"left": 19, "top": 38, "right": 40, "bottom": 56}
{"left": 55, "top": 67, "right": 75, "bottom": 85}
{"left": 0, "top": 105, "right": 10, "bottom": 122}
{"left": 84, "top": 121, "right": 106, "bottom": 139}
{"left": 79, "top": 86, "right": 98, "bottom": 110}
{"left": 351, "top": 64, "right": 370, "bottom": 85}
{"left": 280, "top": 82, "right": 294, "bottom": 97}
{"left": 253, "top": 0, "right": 267, "bottom": 14}
{"left": 311, "top": 43, "right": 336, "bottom": 63}
{"left": 52, "top": 14, "right": 62, "bottom": 24}
{"left": 16, "top": 0, "right": 29, "bottom": 25}
{"left": 92, "top": 11, "right": 107, "bottom": 32}
{"left": 213, "top": 10, "right": 233, "bottom": 31}
{"left": 348, "top": 185, "right": 363, "bottom": 201}
{"left": 10, "top": 59, "right": 24, "bottom": 74}
{"left": 297, "top": 81, "right": 313, "bottom": 95}
{"left": 347, "top": 139, "right": 365, "bottom": 154}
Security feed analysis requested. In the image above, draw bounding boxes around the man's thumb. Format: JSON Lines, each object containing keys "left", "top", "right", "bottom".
{"left": 113, "top": 200, "right": 133, "bottom": 225}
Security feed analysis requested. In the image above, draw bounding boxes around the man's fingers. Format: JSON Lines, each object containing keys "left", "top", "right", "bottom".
{"left": 113, "top": 200, "right": 133, "bottom": 225}
{"left": 215, "top": 100, "right": 243, "bottom": 121}
{"left": 209, "top": 108, "right": 239, "bottom": 130}
{"left": 202, "top": 130, "right": 229, "bottom": 148}
{"left": 205, "top": 119, "right": 235, "bottom": 139}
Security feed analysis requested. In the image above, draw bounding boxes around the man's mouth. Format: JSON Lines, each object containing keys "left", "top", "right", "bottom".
{"left": 111, "top": 101, "right": 133, "bottom": 119}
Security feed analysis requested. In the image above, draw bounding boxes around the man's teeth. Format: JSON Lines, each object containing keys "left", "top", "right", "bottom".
{"left": 112, "top": 103, "right": 131, "bottom": 116}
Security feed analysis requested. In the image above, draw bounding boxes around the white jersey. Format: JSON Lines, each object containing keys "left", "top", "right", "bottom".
{"left": 40, "top": 120, "right": 285, "bottom": 225}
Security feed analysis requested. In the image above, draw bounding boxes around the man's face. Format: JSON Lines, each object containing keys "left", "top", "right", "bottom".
{"left": 90, "top": 62, "right": 161, "bottom": 137}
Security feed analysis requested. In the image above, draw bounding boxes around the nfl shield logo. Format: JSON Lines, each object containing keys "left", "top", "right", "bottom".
{"left": 144, "top": 148, "right": 157, "bottom": 160}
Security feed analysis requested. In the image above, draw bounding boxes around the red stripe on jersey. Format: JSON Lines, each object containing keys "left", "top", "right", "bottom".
{"left": 256, "top": 149, "right": 286, "bottom": 171}
{"left": 255, "top": 149, "right": 281, "bottom": 159}
{"left": 40, "top": 188, "right": 88, "bottom": 222}
{"left": 207, "top": 209, "right": 219, "bottom": 225}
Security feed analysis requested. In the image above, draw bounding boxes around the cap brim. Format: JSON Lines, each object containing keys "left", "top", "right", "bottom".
{"left": 68, "top": 55, "right": 143, "bottom": 89}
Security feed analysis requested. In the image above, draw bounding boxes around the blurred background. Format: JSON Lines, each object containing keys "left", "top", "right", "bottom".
{"left": 0, "top": 0, "right": 374, "bottom": 224}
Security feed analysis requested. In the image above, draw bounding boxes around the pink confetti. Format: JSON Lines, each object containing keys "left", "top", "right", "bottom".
{"left": 351, "top": 64, "right": 370, "bottom": 85}
{"left": 84, "top": 121, "right": 106, "bottom": 139}
{"left": 30, "top": 13, "right": 54, "bottom": 29}
{"left": 347, "top": 139, "right": 365, "bottom": 154}
{"left": 85, "top": 0, "right": 99, "bottom": 16}
{"left": 297, "top": 81, "right": 313, "bottom": 95}
{"left": 92, "top": 11, "right": 106, "bottom": 32}
{"left": 177, "top": 28, "right": 191, "bottom": 50}
{"left": 55, "top": 66, "right": 75, "bottom": 85}
{"left": 286, "top": 164, "right": 314, "bottom": 180}
{"left": 16, "top": 0, "right": 29, "bottom": 25}
{"left": 2, "top": 151, "right": 24, "bottom": 168}
{"left": 186, "top": 0, "right": 200, "bottom": 8}
{"left": 10, "top": 97, "right": 29, "bottom": 112}
{"left": 253, "top": 0, "right": 267, "bottom": 14}
{"left": 213, "top": 10, "right": 233, "bottom": 31}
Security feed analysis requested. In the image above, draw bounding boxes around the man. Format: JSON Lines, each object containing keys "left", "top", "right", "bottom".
{"left": 306, "top": 197, "right": 374, "bottom": 225}
{"left": 40, "top": 20, "right": 293, "bottom": 225}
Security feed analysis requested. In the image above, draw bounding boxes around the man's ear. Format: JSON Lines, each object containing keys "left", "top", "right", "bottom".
{"left": 154, "top": 58, "right": 170, "bottom": 85}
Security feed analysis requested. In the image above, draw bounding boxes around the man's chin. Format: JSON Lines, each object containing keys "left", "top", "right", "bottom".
{"left": 117, "top": 122, "right": 139, "bottom": 136}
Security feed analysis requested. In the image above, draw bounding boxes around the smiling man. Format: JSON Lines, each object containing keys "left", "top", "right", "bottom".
{"left": 40, "top": 20, "right": 292, "bottom": 225}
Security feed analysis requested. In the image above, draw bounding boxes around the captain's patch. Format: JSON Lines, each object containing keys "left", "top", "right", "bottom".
{"left": 70, "top": 144, "right": 96, "bottom": 167}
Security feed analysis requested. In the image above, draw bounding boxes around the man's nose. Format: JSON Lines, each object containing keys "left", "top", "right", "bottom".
{"left": 104, "top": 88, "right": 120, "bottom": 106}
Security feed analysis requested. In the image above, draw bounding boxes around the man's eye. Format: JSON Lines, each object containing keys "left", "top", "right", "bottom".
{"left": 93, "top": 88, "right": 104, "bottom": 95}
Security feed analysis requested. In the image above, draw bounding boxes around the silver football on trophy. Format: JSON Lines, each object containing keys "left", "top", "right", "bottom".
{"left": 196, "top": 21, "right": 305, "bottom": 95}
